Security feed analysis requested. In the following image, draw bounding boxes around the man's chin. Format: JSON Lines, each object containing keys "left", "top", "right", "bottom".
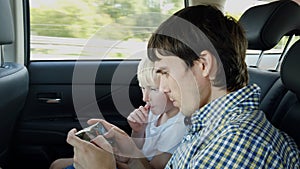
{"left": 180, "top": 107, "right": 195, "bottom": 117}
{"left": 172, "top": 100, "right": 180, "bottom": 108}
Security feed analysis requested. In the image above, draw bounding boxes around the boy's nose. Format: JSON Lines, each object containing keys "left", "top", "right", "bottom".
{"left": 142, "top": 89, "right": 150, "bottom": 102}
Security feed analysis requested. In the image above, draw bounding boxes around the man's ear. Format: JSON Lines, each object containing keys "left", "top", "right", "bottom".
{"left": 196, "top": 50, "right": 216, "bottom": 78}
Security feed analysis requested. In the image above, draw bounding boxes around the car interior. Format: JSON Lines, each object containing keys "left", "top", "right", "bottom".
{"left": 0, "top": 0, "right": 29, "bottom": 168}
{"left": 0, "top": 0, "right": 299, "bottom": 168}
{"left": 239, "top": 0, "right": 300, "bottom": 145}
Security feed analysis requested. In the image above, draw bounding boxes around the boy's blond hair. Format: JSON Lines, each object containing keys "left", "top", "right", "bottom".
{"left": 137, "top": 57, "right": 157, "bottom": 87}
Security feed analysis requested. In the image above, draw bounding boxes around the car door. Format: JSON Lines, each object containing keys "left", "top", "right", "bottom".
{"left": 11, "top": 60, "right": 143, "bottom": 169}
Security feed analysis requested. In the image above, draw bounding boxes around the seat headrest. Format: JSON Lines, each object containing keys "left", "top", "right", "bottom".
{"left": 281, "top": 40, "right": 300, "bottom": 96}
{"left": 239, "top": 0, "right": 300, "bottom": 50}
{"left": 0, "top": 0, "right": 14, "bottom": 45}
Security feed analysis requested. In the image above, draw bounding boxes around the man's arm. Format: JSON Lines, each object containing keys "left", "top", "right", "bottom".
{"left": 128, "top": 157, "right": 153, "bottom": 169}
{"left": 149, "top": 152, "right": 172, "bottom": 169}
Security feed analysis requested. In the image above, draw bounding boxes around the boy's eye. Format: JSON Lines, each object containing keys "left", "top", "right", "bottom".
{"left": 150, "top": 88, "right": 159, "bottom": 92}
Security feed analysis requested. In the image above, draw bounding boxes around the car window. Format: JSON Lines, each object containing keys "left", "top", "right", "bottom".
{"left": 29, "top": 0, "right": 184, "bottom": 60}
{"left": 29, "top": 0, "right": 298, "bottom": 70}
{"left": 245, "top": 37, "right": 300, "bottom": 70}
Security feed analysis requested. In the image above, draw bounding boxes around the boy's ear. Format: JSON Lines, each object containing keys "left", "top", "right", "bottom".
{"left": 196, "top": 50, "right": 216, "bottom": 78}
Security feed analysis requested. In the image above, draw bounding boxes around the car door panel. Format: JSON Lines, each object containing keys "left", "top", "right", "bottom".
{"left": 11, "top": 60, "right": 143, "bottom": 169}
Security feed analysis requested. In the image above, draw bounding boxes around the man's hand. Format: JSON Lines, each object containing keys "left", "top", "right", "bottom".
{"left": 83, "top": 119, "right": 152, "bottom": 169}
{"left": 66, "top": 128, "right": 116, "bottom": 169}
{"left": 88, "top": 119, "right": 145, "bottom": 159}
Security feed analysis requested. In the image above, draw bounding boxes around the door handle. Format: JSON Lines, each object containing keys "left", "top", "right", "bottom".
{"left": 38, "top": 98, "right": 61, "bottom": 104}
{"left": 37, "top": 92, "right": 62, "bottom": 104}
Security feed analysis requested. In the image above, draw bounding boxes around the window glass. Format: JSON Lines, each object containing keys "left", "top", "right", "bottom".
{"left": 29, "top": 0, "right": 184, "bottom": 60}
{"left": 30, "top": 0, "right": 298, "bottom": 68}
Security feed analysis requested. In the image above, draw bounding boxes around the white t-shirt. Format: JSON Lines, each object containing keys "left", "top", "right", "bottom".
{"left": 142, "top": 111, "right": 187, "bottom": 160}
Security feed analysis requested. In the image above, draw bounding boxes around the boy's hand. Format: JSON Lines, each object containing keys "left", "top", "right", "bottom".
{"left": 127, "top": 105, "right": 150, "bottom": 133}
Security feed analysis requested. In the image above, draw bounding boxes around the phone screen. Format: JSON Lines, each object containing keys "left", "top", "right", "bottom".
{"left": 75, "top": 122, "right": 107, "bottom": 141}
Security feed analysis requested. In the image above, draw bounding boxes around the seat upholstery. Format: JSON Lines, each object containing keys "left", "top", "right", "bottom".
{"left": 0, "top": 63, "right": 29, "bottom": 167}
{"left": 239, "top": 0, "right": 300, "bottom": 120}
{"left": 0, "top": 0, "right": 29, "bottom": 168}
{"left": 272, "top": 40, "right": 300, "bottom": 148}
{"left": 0, "top": 0, "right": 14, "bottom": 45}
{"left": 247, "top": 68, "right": 284, "bottom": 119}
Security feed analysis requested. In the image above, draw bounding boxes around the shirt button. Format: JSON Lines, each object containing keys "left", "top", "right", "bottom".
{"left": 186, "top": 135, "right": 191, "bottom": 141}
{"left": 184, "top": 117, "right": 192, "bottom": 125}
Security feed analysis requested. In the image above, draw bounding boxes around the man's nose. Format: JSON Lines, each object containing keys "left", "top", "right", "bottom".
{"left": 159, "top": 76, "right": 170, "bottom": 93}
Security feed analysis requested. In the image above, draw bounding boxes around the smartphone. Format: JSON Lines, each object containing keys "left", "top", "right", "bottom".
{"left": 75, "top": 122, "right": 107, "bottom": 142}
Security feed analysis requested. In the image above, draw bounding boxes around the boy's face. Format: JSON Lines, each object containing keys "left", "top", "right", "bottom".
{"left": 140, "top": 79, "right": 175, "bottom": 115}
{"left": 154, "top": 54, "right": 207, "bottom": 117}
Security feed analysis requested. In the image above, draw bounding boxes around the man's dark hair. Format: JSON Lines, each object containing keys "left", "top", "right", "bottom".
{"left": 147, "top": 5, "right": 248, "bottom": 92}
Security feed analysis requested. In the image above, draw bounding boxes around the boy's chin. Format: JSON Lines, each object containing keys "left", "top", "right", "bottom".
{"left": 151, "top": 109, "right": 164, "bottom": 116}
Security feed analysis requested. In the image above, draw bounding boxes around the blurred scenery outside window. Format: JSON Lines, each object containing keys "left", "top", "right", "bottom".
{"left": 29, "top": 0, "right": 299, "bottom": 70}
{"left": 29, "top": 0, "right": 184, "bottom": 60}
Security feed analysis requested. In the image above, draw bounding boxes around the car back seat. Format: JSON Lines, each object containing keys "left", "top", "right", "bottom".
{"left": 271, "top": 40, "right": 300, "bottom": 148}
{"left": 239, "top": 0, "right": 300, "bottom": 120}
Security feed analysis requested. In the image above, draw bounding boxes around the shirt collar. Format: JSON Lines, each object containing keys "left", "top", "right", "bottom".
{"left": 188, "top": 84, "right": 261, "bottom": 133}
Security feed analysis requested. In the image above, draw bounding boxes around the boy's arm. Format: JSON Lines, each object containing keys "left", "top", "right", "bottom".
{"left": 131, "top": 130, "right": 146, "bottom": 149}
{"left": 128, "top": 105, "right": 149, "bottom": 149}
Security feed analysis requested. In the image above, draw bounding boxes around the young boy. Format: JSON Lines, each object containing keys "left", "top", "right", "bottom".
{"left": 120, "top": 57, "right": 186, "bottom": 169}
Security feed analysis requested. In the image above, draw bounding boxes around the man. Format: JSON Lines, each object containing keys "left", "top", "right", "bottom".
{"left": 67, "top": 5, "right": 299, "bottom": 169}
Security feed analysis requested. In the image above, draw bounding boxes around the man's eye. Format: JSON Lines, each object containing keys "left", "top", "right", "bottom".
{"left": 161, "top": 71, "right": 168, "bottom": 75}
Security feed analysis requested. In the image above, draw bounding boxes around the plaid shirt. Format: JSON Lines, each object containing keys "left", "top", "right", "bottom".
{"left": 166, "top": 84, "right": 299, "bottom": 169}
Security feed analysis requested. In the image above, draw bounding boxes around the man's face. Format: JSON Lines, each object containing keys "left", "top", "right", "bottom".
{"left": 154, "top": 54, "right": 206, "bottom": 117}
